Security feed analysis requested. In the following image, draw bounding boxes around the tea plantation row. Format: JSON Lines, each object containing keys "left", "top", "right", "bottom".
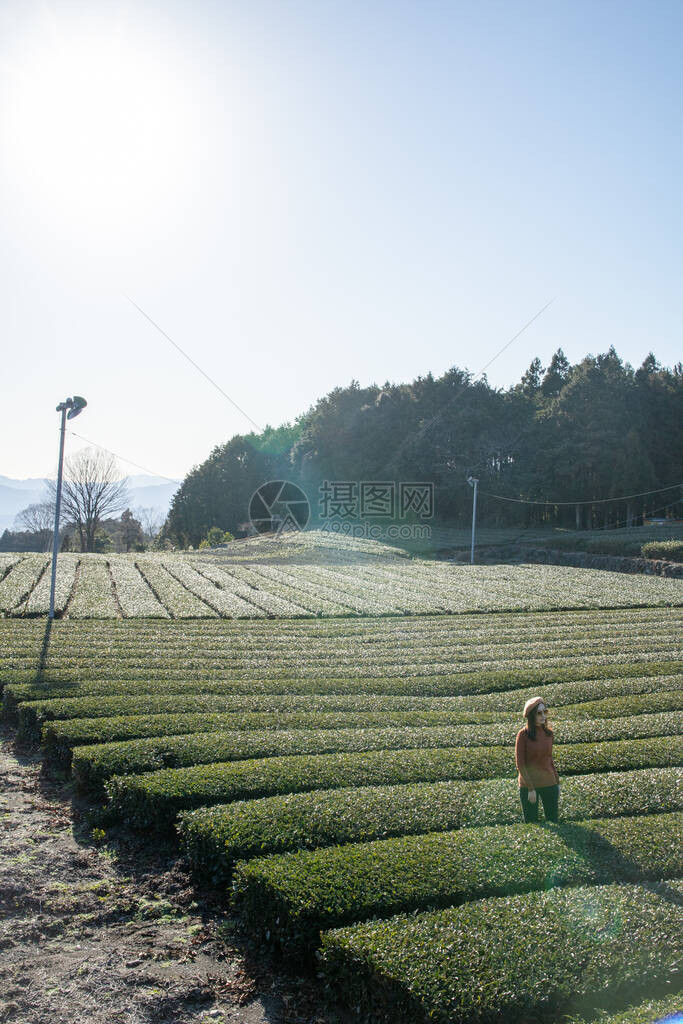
{"left": 1, "top": 551, "right": 682, "bottom": 618}
{"left": 0, "top": 606, "right": 681, "bottom": 1023}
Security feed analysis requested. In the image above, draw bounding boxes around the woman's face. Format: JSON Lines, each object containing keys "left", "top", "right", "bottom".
{"left": 535, "top": 702, "right": 548, "bottom": 726}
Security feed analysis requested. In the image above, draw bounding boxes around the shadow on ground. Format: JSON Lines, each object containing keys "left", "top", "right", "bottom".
{"left": 1, "top": 723, "right": 343, "bottom": 1024}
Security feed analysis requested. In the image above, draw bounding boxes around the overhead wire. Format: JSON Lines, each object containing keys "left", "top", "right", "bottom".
{"left": 126, "top": 295, "right": 557, "bottom": 489}
{"left": 127, "top": 297, "right": 263, "bottom": 432}
{"left": 66, "top": 430, "right": 179, "bottom": 484}
{"left": 119, "top": 295, "right": 680, "bottom": 532}
{"left": 487, "top": 497, "right": 683, "bottom": 548}
{"left": 384, "top": 297, "right": 558, "bottom": 472}
{"left": 479, "top": 482, "right": 683, "bottom": 507}
{"left": 477, "top": 298, "right": 557, "bottom": 375}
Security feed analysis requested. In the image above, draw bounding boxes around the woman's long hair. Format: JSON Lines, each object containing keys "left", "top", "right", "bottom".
{"left": 527, "top": 704, "right": 553, "bottom": 741}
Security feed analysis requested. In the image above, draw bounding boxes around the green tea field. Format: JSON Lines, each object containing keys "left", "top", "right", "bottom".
{"left": 1, "top": 531, "right": 683, "bottom": 619}
{"left": 1, "top": 539, "right": 682, "bottom": 1023}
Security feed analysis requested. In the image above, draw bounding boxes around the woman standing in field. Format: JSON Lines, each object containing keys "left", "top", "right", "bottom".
{"left": 516, "top": 696, "right": 560, "bottom": 823}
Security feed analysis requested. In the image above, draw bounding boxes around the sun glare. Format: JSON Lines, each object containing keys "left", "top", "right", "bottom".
{"left": 1, "top": 16, "right": 200, "bottom": 239}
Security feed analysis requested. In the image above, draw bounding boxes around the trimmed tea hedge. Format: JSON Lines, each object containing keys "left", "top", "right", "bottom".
{"left": 5, "top": 642, "right": 679, "bottom": 688}
{"left": 319, "top": 879, "right": 683, "bottom": 1024}
{"left": 233, "top": 812, "right": 683, "bottom": 956}
{"left": 178, "top": 766, "right": 683, "bottom": 882}
{"left": 77, "top": 725, "right": 526, "bottom": 794}
{"left": 106, "top": 735, "right": 683, "bottom": 828}
{"left": 43, "top": 705, "right": 683, "bottom": 776}
{"left": 8, "top": 624, "right": 676, "bottom": 669}
{"left": 5, "top": 657, "right": 682, "bottom": 721}
{"left": 560, "top": 688, "right": 683, "bottom": 719}
{"left": 69, "top": 713, "right": 683, "bottom": 795}
{"left": 642, "top": 539, "right": 683, "bottom": 561}
{"left": 10, "top": 662, "right": 683, "bottom": 739}
{"left": 565, "top": 992, "right": 683, "bottom": 1024}
{"left": 42, "top": 710, "right": 509, "bottom": 766}
{"left": 6, "top": 621, "right": 678, "bottom": 668}
{"left": 0, "top": 555, "right": 48, "bottom": 613}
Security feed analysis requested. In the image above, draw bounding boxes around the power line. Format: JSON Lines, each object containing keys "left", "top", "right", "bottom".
{"left": 66, "top": 430, "right": 180, "bottom": 484}
{"left": 386, "top": 297, "right": 557, "bottom": 469}
{"left": 477, "top": 298, "right": 557, "bottom": 376}
{"left": 127, "top": 297, "right": 263, "bottom": 432}
{"left": 479, "top": 482, "right": 682, "bottom": 507}
{"left": 478, "top": 496, "right": 683, "bottom": 551}
{"left": 129, "top": 295, "right": 554, "bottom": 470}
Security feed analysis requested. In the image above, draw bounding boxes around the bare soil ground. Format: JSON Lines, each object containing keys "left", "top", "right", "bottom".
{"left": 0, "top": 724, "right": 336, "bottom": 1024}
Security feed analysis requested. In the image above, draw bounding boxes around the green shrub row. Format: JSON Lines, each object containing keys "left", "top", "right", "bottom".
{"left": 2, "top": 608, "right": 679, "bottom": 664}
{"left": 319, "top": 878, "right": 683, "bottom": 1024}
{"left": 42, "top": 697, "right": 683, "bottom": 768}
{"left": 69, "top": 712, "right": 683, "bottom": 794}
{"left": 10, "top": 660, "right": 682, "bottom": 736}
{"left": 564, "top": 991, "right": 683, "bottom": 1024}
{"left": 5, "top": 629, "right": 679, "bottom": 681}
{"left": 15, "top": 693, "right": 501, "bottom": 741}
{"left": 559, "top": 688, "right": 683, "bottom": 719}
{"left": 1, "top": 602, "right": 674, "bottom": 637}
{"left": 642, "top": 539, "right": 683, "bottom": 561}
{"left": 5, "top": 619, "right": 678, "bottom": 673}
{"left": 3, "top": 628, "right": 676, "bottom": 667}
{"left": 44, "top": 709, "right": 506, "bottom": 764}
{"left": 2, "top": 616, "right": 676, "bottom": 658}
{"left": 14, "top": 671, "right": 683, "bottom": 728}
{"left": 178, "top": 766, "right": 683, "bottom": 883}
{"left": 78, "top": 725, "right": 521, "bottom": 793}
{"left": 233, "top": 812, "right": 683, "bottom": 957}
{"left": 106, "top": 735, "right": 683, "bottom": 829}
{"left": 2, "top": 643, "right": 680, "bottom": 691}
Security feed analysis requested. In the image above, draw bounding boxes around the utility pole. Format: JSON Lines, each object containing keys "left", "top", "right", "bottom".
{"left": 49, "top": 396, "right": 87, "bottom": 619}
{"left": 467, "top": 476, "right": 479, "bottom": 565}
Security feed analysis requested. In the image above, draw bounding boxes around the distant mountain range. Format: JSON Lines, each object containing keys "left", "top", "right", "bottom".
{"left": 0, "top": 474, "right": 181, "bottom": 533}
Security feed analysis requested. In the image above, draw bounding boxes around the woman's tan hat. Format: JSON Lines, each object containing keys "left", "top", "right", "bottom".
{"left": 523, "top": 696, "right": 545, "bottom": 718}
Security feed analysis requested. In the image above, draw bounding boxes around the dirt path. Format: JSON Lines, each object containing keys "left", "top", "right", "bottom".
{"left": 0, "top": 725, "right": 333, "bottom": 1024}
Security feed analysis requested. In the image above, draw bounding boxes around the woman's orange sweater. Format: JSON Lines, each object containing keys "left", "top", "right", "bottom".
{"left": 515, "top": 726, "right": 560, "bottom": 789}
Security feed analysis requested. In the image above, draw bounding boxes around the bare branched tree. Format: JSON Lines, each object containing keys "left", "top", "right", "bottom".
{"left": 46, "top": 448, "right": 130, "bottom": 553}
{"left": 135, "top": 506, "right": 164, "bottom": 546}
{"left": 14, "top": 502, "right": 55, "bottom": 552}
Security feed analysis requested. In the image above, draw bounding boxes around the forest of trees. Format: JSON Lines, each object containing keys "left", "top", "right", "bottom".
{"left": 163, "top": 348, "right": 683, "bottom": 547}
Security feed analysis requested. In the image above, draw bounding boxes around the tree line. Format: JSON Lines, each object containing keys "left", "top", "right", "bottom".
{"left": 162, "top": 347, "right": 682, "bottom": 548}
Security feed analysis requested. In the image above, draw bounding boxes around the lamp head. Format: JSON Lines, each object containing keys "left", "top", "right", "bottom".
{"left": 56, "top": 395, "right": 88, "bottom": 416}
{"left": 67, "top": 396, "right": 87, "bottom": 420}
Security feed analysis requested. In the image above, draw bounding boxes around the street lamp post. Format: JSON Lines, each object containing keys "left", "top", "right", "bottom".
{"left": 48, "top": 396, "right": 87, "bottom": 620}
{"left": 467, "top": 476, "right": 479, "bottom": 565}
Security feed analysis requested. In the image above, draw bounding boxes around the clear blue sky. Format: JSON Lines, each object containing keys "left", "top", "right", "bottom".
{"left": 1, "top": 0, "right": 681, "bottom": 480}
